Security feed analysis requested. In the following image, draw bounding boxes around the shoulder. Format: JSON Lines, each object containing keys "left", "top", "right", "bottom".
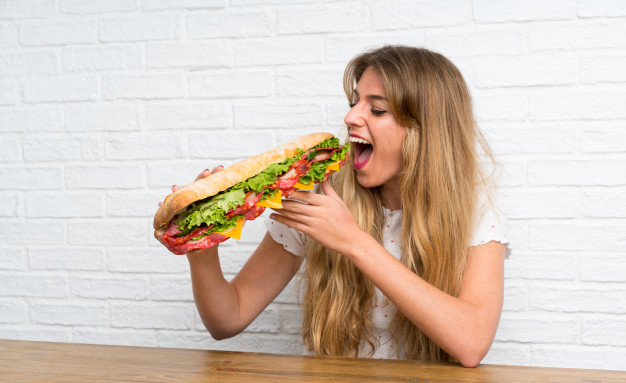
{"left": 471, "top": 187, "right": 511, "bottom": 258}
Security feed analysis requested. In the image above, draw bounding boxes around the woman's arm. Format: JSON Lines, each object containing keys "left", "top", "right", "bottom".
{"left": 187, "top": 233, "right": 300, "bottom": 340}
{"left": 271, "top": 181, "right": 505, "bottom": 367}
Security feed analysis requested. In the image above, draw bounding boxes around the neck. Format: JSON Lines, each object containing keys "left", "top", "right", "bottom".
{"left": 380, "top": 178, "right": 402, "bottom": 211}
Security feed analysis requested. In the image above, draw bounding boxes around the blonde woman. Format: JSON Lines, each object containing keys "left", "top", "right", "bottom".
{"left": 181, "top": 46, "right": 508, "bottom": 367}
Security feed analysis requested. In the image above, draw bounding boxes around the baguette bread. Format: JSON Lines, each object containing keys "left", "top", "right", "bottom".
{"left": 153, "top": 132, "right": 334, "bottom": 233}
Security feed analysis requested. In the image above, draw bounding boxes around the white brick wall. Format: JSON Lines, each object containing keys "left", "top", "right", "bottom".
{"left": 1, "top": 0, "right": 625, "bottom": 371}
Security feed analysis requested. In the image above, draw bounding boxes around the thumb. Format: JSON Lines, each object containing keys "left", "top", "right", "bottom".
{"left": 320, "top": 180, "right": 340, "bottom": 200}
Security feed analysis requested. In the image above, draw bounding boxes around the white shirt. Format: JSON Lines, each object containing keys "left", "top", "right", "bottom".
{"left": 265, "top": 197, "right": 509, "bottom": 359}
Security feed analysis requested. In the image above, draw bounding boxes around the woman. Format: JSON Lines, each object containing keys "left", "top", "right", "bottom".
{"left": 177, "top": 46, "right": 508, "bottom": 367}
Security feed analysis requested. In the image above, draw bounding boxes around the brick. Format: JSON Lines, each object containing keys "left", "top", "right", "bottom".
{"left": 583, "top": 318, "right": 626, "bottom": 346}
{"left": 497, "top": 161, "right": 527, "bottom": 187}
{"left": 238, "top": 217, "right": 267, "bottom": 245}
{"left": 231, "top": 0, "right": 312, "bottom": 4}
{"left": 61, "top": 0, "right": 137, "bottom": 14}
{"left": 22, "top": 75, "right": 98, "bottom": 103}
{"left": 0, "top": 326, "right": 70, "bottom": 343}
{"left": 0, "top": 51, "right": 57, "bottom": 75}
{"left": 147, "top": 161, "right": 215, "bottom": 188}
{"left": 581, "top": 123, "right": 626, "bottom": 153}
{"left": 65, "top": 103, "right": 140, "bottom": 132}
{"left": 0, "top": 300, "right": 26, "bottom": 323}
{"left": 187, "top": 9, "right": 272, "bottom": 39}
{"left": 103, "top": 73, "right": 185, "bottom": 100}
{"left": 63, "top": 44, "right": 142, "bottom": 71}
{"left": 0, "top": 166, "right": 63, "bottom": 190}
{"left": 280, "top": 4, "right": 367, "bottom": 34}
{"left": 473, "top": 89, "right": 527, "bottom": 122}
{"left": 529, "top": 20, "right": 626, "bottom": 51}
{"left": 502, "top": 283, "right": 527, "bottom": 312}
{"left": 151, "top": 276, "right": 193, "bottom": 302}
{"left": 189, "top": 131, "right": 276, "bottom": 159}
{"left": 372, "top": 0, "right": 469, "bottom": 30}
{"left": 107, "top": 248, "right": 188, "bottom": 274}
{"left": 474, "top": 54, "right": 577, "bottom": 88}
{"left": 68, "top": 219, "right": 147, "bottom": 246}
{"left": 0, "top": 191, "right": 19, "bottom": 217}
{"left": 581, "top": 188, "right": 626, "bottom": 218}
{"left": 531, "top": 346, "right": 626, "bottom": 370}
{"left": 235, "top": 37, "right": 323, "bottom": 66}
{"left": 580, "top": 255, "right": 626, "bottom": 282}
{"left": 112, "top": 303, "right": 194, "bottom": 330}
{"left": 481, "top": 122, "right": 576, "bottom": 155}
{"left": 500, "top": 188, "right": 578, "bottom": 219}
{"left": 426, "top": 25, "right": 525, "bottom": 57}
{"left": 504, "top": 253, "right": 576, "bottom": 280}
{"left": 100, "top": 14, "right": 181, "bottom": 42}
{"left": 158, "top": 330, "right": 239, "bottom": 350}
{"left": 29, "top": 247, "right": 105, "bottom": 271}
{"left": 234, "top": 102, "right": 323, "bottom": 129}
{"left": 106, "top": 190, "right": 165, "bottom": 218}
{"left": 105, "top": 133, "right": 183, "bottom": 160}
{"left": 0, "top": 137, "right": 20, "bottom": 162}
{"left": 71, "top": 276, "right": 149, "bottom": 300}
{"left": 19, "top": 20, "right": 98, "bottom": 46}
{"left": 0, "top": 78, "right": 18, "bottom": 105}
{"left": 280, "top": 305, "right": 303, "bottom": 334}
{"left": 146, "top": 40, "right": 233, "bottom": 68}
{"left": 144, "top": 101, "right": 232, "bottom": 130}
{"left": 0, "top": 247, "right": 23, "bottom": 270}
{"left": 0, "top": 22, "right": 18, "bottom": 48}
{"left": 143, "top": 0, "right": 226, "bottom": 10}
{"left": 579, "top": 0, "right": 626, "bottom": 18}
{"left": 277, "top": 70, "right": 344, "bottom": 97}
{"left": 530, "top": 287, "right": 626, "bottom": 314}
{"left": 237, "top": 333, "right": 305, "bottom": 354}
{"left": 474, "top": 0, "right": 576, "bottom": 23}
{"left": 530, "top": 86, "right": 626, "bottom": 120}
{"left": 65, "top": 165, "right": 145, "bottom": 189}
{"left": 0, "top": 273, "right": 67, "bottom": 298}
{"left": 189, "top": 70, "right": 272, "bottom": 99}
{"left": 73, "top": 328, "right": 157, "bottom": 347}
{"left": 31, "top": 302, "right": 109, "bottom": 326}
{"left": 0, "top": 107, "right": 62, "bottom": 133}
{"left": 246, "top": 305, "right": 280, "bottom": 333}
{"left": 529, "top": 221, "right": 626, "bottom": 252}
{"left": 495, "top": 315, "right": 579, "bottom": 343}
{"left": 326, "top": 33, "right": 424, "bottom": 63}
{"left": 26, "top": 191, "right": 105, "bottom": 218}
{"left": 529, "top": 159, "right": 626, "bottom": 186}
{"left": 581, "top": 55, "right": 626, "bottom": 85}
{"left": 0, "top": 0, "right": 55, "bottom": 18}
{"left": 274, "top": 278, "right": 302, "bottom": 304}
{"left": 23, "top": 135, "right": 100, "bottom": 162}
{"left": 482, "top": 343, "right": 530, "bottom": 366}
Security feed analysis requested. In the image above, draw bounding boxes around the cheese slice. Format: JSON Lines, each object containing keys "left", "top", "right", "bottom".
{"left": 215, "top": 218, "right": 245, "bottom": 240}
{"left": 327, "top": 162, "right": 341, "bottom": 171}
{"left": 256, "top": 190, "right": 283, "bottom": 209}
{"left": 294, "top": 181, "right": 314, "bottom": 190}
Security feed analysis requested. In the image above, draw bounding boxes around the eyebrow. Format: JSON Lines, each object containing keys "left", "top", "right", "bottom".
{"left": 353, "top": 89, "right": 389, "bottom": 102}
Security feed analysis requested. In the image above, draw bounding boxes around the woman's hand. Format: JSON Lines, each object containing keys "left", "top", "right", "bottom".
{"left": 158, "top": 165, "right": 224, "bottom": 207}
{"left": 269, "top": 181, "right": 366, "bottom": 256}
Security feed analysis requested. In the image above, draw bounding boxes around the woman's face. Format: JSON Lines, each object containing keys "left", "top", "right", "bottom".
{"left": 345, "top": 67, "right": 407, "bottom": 192}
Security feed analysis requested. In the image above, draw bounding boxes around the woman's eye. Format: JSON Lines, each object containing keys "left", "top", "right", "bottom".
{"left": 371, "top": 108, "right": 386, "bottom": 116}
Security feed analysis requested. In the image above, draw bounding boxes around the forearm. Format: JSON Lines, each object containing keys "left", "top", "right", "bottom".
{"left": 186, "top": 247, "right": 244, "bottom": 339}
{"left": 346, "top": 232, "right": 503, "bottom": 367}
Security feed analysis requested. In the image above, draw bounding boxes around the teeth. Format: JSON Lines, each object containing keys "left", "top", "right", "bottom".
{"left": 349, "top": 136, "right": 371, "bottom": 145}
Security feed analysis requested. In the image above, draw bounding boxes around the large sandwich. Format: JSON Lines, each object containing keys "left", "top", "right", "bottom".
{"left": 154, "top": 132, "right": 350, "bottom": 255}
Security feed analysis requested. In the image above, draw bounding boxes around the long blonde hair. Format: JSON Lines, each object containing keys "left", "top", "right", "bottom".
{"left": 301, "top": 46, "right": 493, "bottom": 361}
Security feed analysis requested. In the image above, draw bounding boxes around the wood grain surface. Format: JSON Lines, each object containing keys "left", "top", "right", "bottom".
{"left": 1, "top": 339, "right": 624, "bottom": 382}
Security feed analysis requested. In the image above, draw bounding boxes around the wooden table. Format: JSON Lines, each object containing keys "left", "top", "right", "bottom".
{"left": 1, "top": 339, "right": 624, "bottom": 382}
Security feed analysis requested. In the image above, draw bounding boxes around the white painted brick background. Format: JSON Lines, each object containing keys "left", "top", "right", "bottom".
{"left": 1, "top": 0, "right": 625, "bottom": 371}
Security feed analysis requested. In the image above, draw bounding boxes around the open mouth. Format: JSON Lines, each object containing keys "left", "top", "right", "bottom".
{"left": 349, "top": 136, "right": 373, "bottom": 170}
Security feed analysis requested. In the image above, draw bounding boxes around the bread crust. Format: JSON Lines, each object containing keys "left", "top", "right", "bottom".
{"left": 153, "top": 132, "right": 334, "bottom": 230}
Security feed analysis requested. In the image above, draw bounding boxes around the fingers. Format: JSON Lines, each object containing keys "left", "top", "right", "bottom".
{"left": 172, "top": 184, "right": 181, "bottom": 192}
{"left": 195, "top": 165, "right": 224, "bottom": 181}
{"left": 320, "top": 180, "right": 339, "bottom": 199}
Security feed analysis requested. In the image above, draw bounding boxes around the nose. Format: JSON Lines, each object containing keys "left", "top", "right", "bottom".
{"left": 344, "top": 102, "right": 365, "bottom": 130}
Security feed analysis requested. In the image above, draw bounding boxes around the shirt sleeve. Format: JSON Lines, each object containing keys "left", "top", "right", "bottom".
{"left": 265, "top": 217, "right": 307, "bottom": 256}
{"left": 470, "top": 193, "right": 511, "bottom": 258}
